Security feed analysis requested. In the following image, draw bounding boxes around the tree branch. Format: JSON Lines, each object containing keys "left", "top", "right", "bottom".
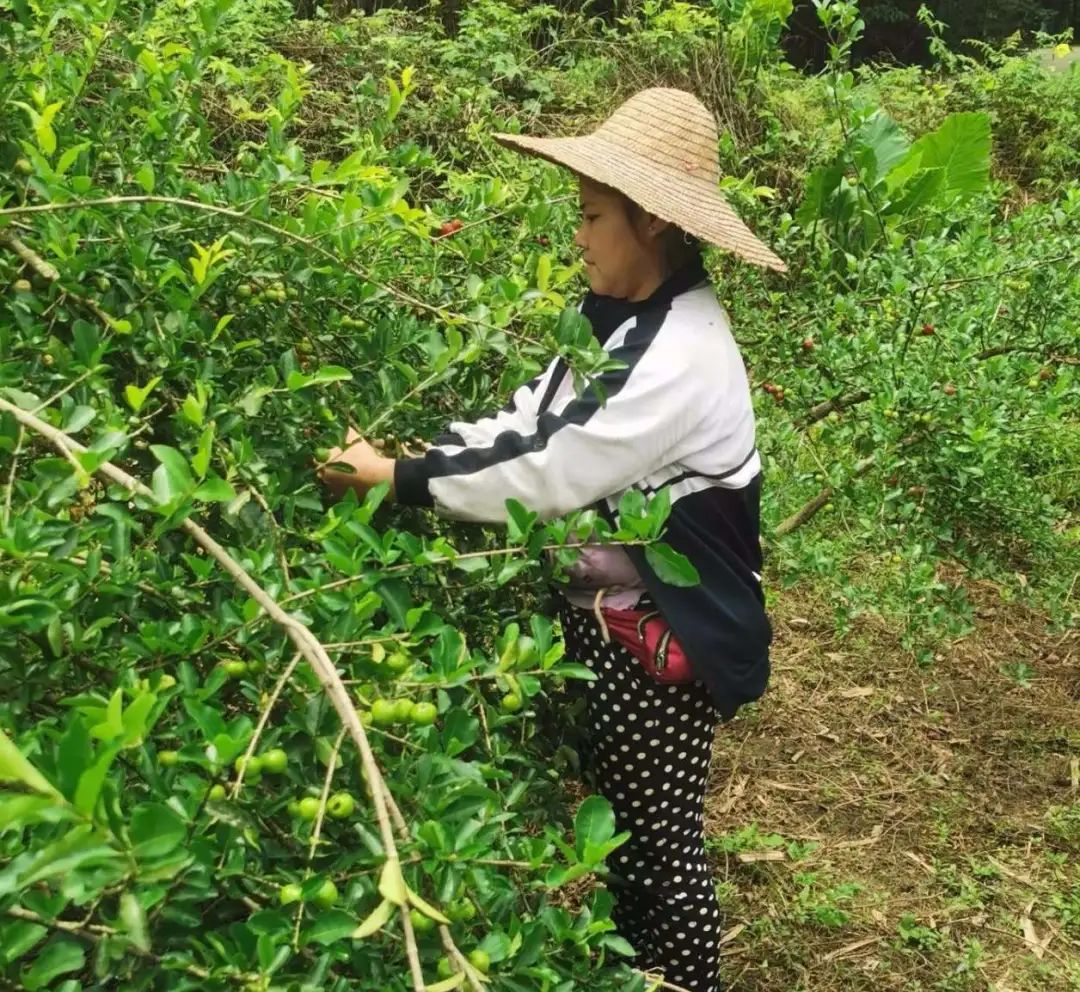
{"left": 0, "top": 396, "right": 426, "bottom": 992}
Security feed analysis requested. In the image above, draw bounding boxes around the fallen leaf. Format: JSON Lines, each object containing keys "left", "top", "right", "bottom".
{"left": 839, "top": 686, "right": 874, "bottom": 699}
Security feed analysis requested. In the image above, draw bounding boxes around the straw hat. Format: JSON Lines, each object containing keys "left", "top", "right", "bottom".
{"left": 493, "top": 87, "right": 787, "bottom": 273}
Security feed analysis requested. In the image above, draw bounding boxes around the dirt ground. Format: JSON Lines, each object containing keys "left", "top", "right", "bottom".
{"left": 707, "top": 580, "right": 1079, "bottom": 992}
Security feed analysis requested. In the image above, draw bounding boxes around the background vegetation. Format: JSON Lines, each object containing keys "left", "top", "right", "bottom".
{"left": 1, "top": 1, "right": 1076, "bottom": 990}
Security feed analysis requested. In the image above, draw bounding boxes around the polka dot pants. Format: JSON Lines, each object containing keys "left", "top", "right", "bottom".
{"left": 559, "top": 602, "right": 723, "bottom": 992}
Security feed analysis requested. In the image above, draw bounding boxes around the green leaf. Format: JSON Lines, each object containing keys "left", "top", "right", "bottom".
{"left": 0, "top": 728, "right": 60, "bottom": 796}
{"left": 505, "top": 498, "right": 538, "bottom": 543}
{"left": 352, "top": 898, "right": 394, "bottom": 939}
{"left": 130, "top": 803, "right": 187, "bottom": 860}
{"left": 134, "top": 162, "right": 155, "bottom": 194}
{"left": 645, "top": 543, "right": 700, "bottom": 587}
{"left": 425, "top": 975, "right": 465, "bottom": 992}
{"left": 21, "top": 936, "right": 84, "bottom": 991}
{"left": 181, "top": 393, "right": 205, "bottom": 427}
{"left": 887, "top": 111, "right": 991, "bottom": 205}
{"left": 120, "top": 891, "right": 150, "bottom": 952}
{"left": 304, "top": 909, "right": 357, "bottom": 946}
{"left": 74, "top": 744, "right": 121, "bottom": 814}
{"left": 124, "top": 377, "right": 161, "bottom": 413}
{"left": 150, "top": 445, "right": 195, "bottom": 503}
{"left": 0, "top": 794, "right": 71, "bottom": 832}
{"left": 536, "top": 253, "right": 552, "bottom": 292}
{"left": 193, "top": 477, "right": 235, "bottom": 503}
{"left": 55, "top": 141, "right": 90, "bottom": 177}
{"left": 286, "top": 365, "right": 352, "bottom": 391}
{"left": 378, "top": 857, "right": 407, "bottom": 906}
{"left": 0, "top": 920, "right": 47, "bottom": 964}
{"left": 406, "top": 885, "right": 450, "bottom": 925}
{"left": 573, "top": 794, "right": 615, "bottom": 862}
{"left": 191, "top": 423, "right": 214, "bottom": 478}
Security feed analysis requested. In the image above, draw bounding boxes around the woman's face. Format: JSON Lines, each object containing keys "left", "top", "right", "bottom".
{"left": 573, "top": 178, "right": 668, "bottom": 301}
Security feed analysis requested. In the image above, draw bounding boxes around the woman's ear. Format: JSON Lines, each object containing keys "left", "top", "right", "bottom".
{"left": 647, "top": 215, "right": 672, "bottom": 238}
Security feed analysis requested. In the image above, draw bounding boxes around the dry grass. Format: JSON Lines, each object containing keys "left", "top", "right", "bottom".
{"left": 707, "top": 580, "right": 1079, "bottom": 991}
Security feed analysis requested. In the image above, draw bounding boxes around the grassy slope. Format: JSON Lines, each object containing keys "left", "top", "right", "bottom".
{"left": 710, "top": 579, "right": 1078, "bottom": 991}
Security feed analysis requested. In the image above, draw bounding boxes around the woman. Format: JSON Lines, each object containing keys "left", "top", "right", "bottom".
{"left": 319, "top": 88, "right": 785, "bottom": 992}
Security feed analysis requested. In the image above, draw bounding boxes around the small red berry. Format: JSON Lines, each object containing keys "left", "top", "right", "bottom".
{"left": 943, "top": 383, "right": 956, "bottom": 396}
{"left": 802, "top": 337, "right": 814, "bottom": 351}
{"left": 921, "top": 323, "right": 935, "bottom": 336}
{"left": 762, "top": 382, "right": 774, "bottom": 393}
{"left": 449, "top": 219, "right": 463, "bottom": 232}
{"left": 537, "top": 235, "right": 549, "bottom": 246}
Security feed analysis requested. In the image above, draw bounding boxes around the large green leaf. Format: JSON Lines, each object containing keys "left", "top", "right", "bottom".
{"left": 573, "top": 794, "right": 615, "bottom": 862}
{"left": 852, "top": 110, "right": 911, "bottom": 186}
{"left": 644, "top": 543, "right": 701, "bottom": 587}
{"left": 21, "top": 937, "right": 85, "bottom": 991}
{"left": 0, "top": 729, "right": 60, "bottom": 797}
{"left": 886, "top": 111, "right": 991, "bottom": 205}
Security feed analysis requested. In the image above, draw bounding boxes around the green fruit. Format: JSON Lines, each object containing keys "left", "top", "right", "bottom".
{"left": 95, "top": 275, "right": 111, "bottom": 292}
{"left": 449, "top": 898, "right": 476, "bottom": 921}
{"left": 410, "top": 908, "right": 435, "bottom": 933}
{"left": 314, "top": 446, "right": 332, "bottom": 462}
{"left": 208, "top": 784, "right": 227, "bottom": 801}
{"left": 409, "top": 702, "right": 438, "bottom": 727}
{"left": 14, "top": 158, "right": 32, "bottom": 175}
{"left": 297, "top": 797, "right": 321, "bottom": 821}
{"left": 279, "top": 883, "right": 303, "bottom": 906}
{"left": 286, "top": 799, "right": 300, "bottom": 816}
{"left": 511, "top": 252, "right": 525, "bottom": 265}
{"left": 157, "top": 674, "right": 177, "bottom": 690}
{"left": 12, "top": 279, "right": 32, "bottom": 293}
{"left": 222, "top": 659, "right": 247, "bottom": 678}
{"left": 468, "top": 949, "right": 491, "bottom": 974}
{"left": 326, "top": 791, "right": 355, "bottom": 819}
{"left": 385, "top": 651, "right": 411, "bottom": 673}
{"left": 1027, "top": 377, "right": 1039, "bottom": 388}
{"left": 234, "top": 754, "right": 263, "bottom": 776}
{"left": 158, "top": 749, "right": 179, "bottom": 767}
{"left": 437, "top": 957, "right": 454, "bottom": 979}
{"left": 371, "top": 699, "right": 397, "bottom": 726}
{"left": 500, "top": 692, "right": 523, "bottom": 713}
{"left": 391, "top": 699, "right": 415, "bottom": 722}
{"left": 236, "top": 284, "right": 253, "bottom": 299}
{"left": 261, "top": 748, "right": 287, "bottom": 774}
{"left": 314, "top": 879, "right": 338, "bottom": 908}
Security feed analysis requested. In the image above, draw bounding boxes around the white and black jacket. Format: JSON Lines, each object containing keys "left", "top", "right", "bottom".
{"left": 395, "top": 259, "right": 771, "bottom": 718}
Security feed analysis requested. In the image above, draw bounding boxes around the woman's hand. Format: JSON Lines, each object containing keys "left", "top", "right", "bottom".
{"left": 316, "top": 427, "right": 396, "bottom": 501}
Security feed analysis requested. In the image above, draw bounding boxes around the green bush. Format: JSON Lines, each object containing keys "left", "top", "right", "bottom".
{"left": 1, "top": 1, "right": 1077, "bottom": 989}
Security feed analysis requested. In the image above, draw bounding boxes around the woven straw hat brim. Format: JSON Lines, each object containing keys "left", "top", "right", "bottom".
{"left": 493, "top": 131, "right": 787, "bottom": 273}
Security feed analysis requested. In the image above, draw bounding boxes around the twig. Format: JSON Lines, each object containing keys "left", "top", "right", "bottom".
{"left": 2, "top": 426, "right": 24, "bottom": 527}
{"left": 773, "top": 433, "right": 919, "bottom": 537}
{"left": 0, "top": 229, "right": 60, "bottom": 280}
{"left": 637, "top": 972, "right": 695, "bottom": 992}
{"left": 803, "top": 389, "right": 871, "bottom": 427}
{"left": 230, "top": 651, "right": 302, "bottom": 799}
{"left": 0, "top": 229, "right": 116, "bottom": 329}
{"left": 0, "top": 396, "right": 426, "bottom": 992}
{"left": 292, "top": 727, "right": 347, "bottom": 951}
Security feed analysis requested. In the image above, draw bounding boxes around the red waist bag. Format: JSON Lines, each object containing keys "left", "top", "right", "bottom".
{"left": 596, "top": 604, "right": 697, "bottom": 684}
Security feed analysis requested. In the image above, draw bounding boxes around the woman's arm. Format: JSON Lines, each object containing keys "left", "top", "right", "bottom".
{"left": 394, "top": 320, "right": 709, "bottom": 523}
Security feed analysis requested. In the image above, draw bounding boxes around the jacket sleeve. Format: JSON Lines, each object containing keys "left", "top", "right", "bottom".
{"left": 394, "top": 320, "right": 706, "bottom": 523}
{"left": 432, "top": 368, "right": 551, "bottom": 449}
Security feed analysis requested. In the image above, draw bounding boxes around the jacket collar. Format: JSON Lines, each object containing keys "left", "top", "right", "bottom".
{"left": 580, "top": 256, "right": 708, "bottom": 344}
